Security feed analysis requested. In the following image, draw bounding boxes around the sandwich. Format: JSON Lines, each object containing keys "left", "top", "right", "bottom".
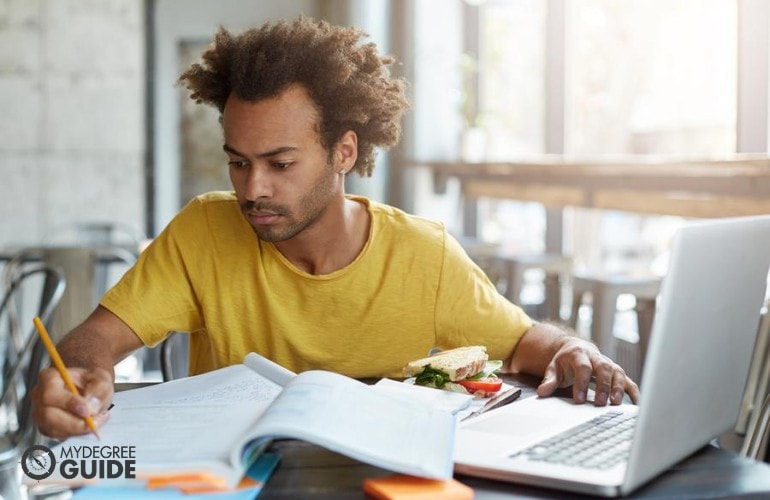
{"left": 402, "top": 346, "right": 503, "bottom": 396}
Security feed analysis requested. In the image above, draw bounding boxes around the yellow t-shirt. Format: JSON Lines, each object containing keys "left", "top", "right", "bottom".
{"left": 101, "top": 192, "right": 533, "bottom": 377}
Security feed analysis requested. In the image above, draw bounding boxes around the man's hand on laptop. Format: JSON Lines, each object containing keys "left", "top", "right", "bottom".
{"left": 536, "top": 337, "right": 640, "bottom": 406}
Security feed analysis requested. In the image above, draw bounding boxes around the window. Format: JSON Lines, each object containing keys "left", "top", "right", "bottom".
{"left": 569, "top": 0, "right": 737, "bottom": 156}
{"left": 473, "top": 1, "right": 548, "bottom": 254}
{"left": 565, "top": 0, "right": 737, "bottom": 273}
{"left": 468, "top": 0, "right": 738, "bottom": 272}
{"left": 478, "top": 0, "right": 547, "bottom": 159}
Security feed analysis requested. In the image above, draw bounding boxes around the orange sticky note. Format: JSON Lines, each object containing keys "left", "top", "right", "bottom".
{"left": 363, "top": 474, "right": 474, "bottom": 500}
{"left": 145, "top": 472, "right": 228, "bottom": 491}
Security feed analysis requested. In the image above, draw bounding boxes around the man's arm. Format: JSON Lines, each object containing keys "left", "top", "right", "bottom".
{"left": 31, "top": 305, "right": 145, "bottom": 439}
{"left": 57, "top": 305, "right": 143, "bottom": 371}
{"left": 507, "top": 322, "right": 640, "bottom": 406}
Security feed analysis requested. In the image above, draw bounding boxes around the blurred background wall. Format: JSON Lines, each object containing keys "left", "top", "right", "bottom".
{"left": 0, "top": 0, "right": 400, "bottom": 247}
{"left": 0, "top": 0, "right": 145, "bottom": 246}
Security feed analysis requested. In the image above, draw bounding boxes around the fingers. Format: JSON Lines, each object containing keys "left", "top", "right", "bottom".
{"left": 624, "top": 377, "right": 640, "bottom": 405}
{"left": 591, "top": 360, "right": 615, "bottom": 406}
{"left": 590, "top": 357, "right": 640, "bottom": 406}
{"left": 32, "top": 366, "right": 114, "bottom": 440}
{"left": 537, "top": 340, "right": 593, "bottom": 404}
{"left": 536, "top": 364, "right": 560, "bottom": 398}
{"left": 70, "top": 368, "right": 114, "bottom": 413}
{"left": 536, "top": 338, "right": 640, "bottom": 406}
{"left": 569, "top": 351, "right": 594, "bottom": 404}
{"left": 35, "top": 404, "right": 111, "bottom": 440}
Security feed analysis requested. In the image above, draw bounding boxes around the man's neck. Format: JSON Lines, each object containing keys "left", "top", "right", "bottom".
{"left": 273, "top": 196, "right": 370, "bottom": 275}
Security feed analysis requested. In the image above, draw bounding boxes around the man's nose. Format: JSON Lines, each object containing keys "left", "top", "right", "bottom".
{"left": 242, "top": 166, "right": 274, "bottom": 200}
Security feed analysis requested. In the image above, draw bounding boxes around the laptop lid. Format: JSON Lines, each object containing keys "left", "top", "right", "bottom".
{"left": 622, "top": 214, "right": 770, "bottom": 494}
{"left": 453, "top": 215, "right": 770, "bottom": 497}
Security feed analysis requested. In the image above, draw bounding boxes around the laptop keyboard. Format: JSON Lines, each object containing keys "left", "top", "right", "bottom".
{"left": 510, "top": 410, "right": 636, "bottom": 469}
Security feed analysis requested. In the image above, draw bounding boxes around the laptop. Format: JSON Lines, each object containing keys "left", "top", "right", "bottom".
{"left": 453, "top": 215, "right": 770, "bottom": 497}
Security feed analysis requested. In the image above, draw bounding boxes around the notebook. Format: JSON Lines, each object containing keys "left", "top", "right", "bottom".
{"left": 453, "top": 214, "right": 770, "bottom": 497}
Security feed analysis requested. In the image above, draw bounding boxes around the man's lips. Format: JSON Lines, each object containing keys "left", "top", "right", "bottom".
{"left": 248, "top": 211, "right": 282, "bottom": 225}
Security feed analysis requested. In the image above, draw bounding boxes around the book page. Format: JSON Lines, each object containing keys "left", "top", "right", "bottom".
{"left": 113, "top": 363, "right": 283, "bottom": 406}
{"left": 44, "top": 359, "right": 290, "bottom": 488}
{"left": 47, "top": 400, "right": 271, "bottom": 487}
{"left": 242, "top": 352, "right": 296, "bottom": 387}
{"left": 234, "top": 370, "right": 455, "bottom": 480}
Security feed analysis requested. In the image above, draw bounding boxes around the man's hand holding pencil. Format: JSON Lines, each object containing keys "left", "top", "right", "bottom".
{"left": 31, "top": 317, "right": 112, "bottom": 440}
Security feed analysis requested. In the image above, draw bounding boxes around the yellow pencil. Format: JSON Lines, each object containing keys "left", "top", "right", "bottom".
{"left": 33, "top": 316, "right": 100, "bottom": 439}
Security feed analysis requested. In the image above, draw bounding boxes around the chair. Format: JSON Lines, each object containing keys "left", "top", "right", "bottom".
{"left": 736, "top": 301, "right": 770, "bottom": 432}
{"left": 738, "top": 301, "right": 770, "bottom": 462}
{"left": 495, "top": 252, "right": 573, "bottom": 321}
{"left": 456, "top": 236, "right": 503, "bottom": 287}
{"left": 743, "top": 394, "right": 770, "bottom": 462}
{"left": 568, "top": 273, "right": 662, "bottom": 382}
{"left": 4, "top": 246, "right": 142, "bottom": 383}
{"left": 0, "top": 262, "right": 66, "bottom": 462}
{"left": 456, "top": 237, "right": 574, "bottom": 321}
{"left": 43, "top": 221, "right": 144, "bottom": 301}
{"left": 43, "top": 221, "right": 145, "bottom": 251}
{"left": 3, "top": 246, "right": 135, "bottom": 340}
{"left": 160, "top": 332, "right": 189, "bottom": 382}
{"left": 43, "top": 224, "right": 147, "bottom": 379}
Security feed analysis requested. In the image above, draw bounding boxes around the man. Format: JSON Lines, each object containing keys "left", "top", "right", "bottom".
{"left": 32, "top": 16, "right": 638, "bottom": 440}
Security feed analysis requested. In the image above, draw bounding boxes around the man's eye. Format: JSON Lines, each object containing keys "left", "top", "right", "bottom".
{"left": 228, "top": 160, "right": 248, "bottom": 169}
{"left": 273, "top": 162, "right": 292, "bottom": 170}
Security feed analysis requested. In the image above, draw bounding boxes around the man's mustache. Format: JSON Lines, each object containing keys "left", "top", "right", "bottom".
{"left": 241, "top": 201, "right": 289, "bottom": 216}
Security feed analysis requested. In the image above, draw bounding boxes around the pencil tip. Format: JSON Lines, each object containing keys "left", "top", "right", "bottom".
{"left": 86, "top": 417, "right": 100, "bottom": 440}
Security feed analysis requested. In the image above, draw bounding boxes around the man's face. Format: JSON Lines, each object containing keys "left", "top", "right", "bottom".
{"left": 222, "top": 85, "right": 342, "bottom": 242}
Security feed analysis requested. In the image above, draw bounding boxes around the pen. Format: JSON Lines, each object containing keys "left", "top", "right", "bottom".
{"left": 461, "top": 386, "right": 522, "bottom": 422}
{"left": 33, "top": 316, "right": 100, "bottom": 439}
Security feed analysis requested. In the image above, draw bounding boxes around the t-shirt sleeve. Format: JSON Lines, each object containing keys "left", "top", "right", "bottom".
{"left": 433, "top": 231, "right": 533, "bottom": 362}
{"left": 100, "top": 199, "right": 208, "bottom": 347}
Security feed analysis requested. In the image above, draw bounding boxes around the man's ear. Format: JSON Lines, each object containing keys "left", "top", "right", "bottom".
{"left": 334, "top": 130, "right": 358, "bottom": 174}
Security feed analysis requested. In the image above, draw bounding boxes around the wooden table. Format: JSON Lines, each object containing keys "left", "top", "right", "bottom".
{"left": 420, "top": 156, "right": 770, "bottom": 219}
{"left": 414, "top": 156, "right": 770, "bottom": 256}
{"left": 260, "top": 374, "right": 770, "bottom": 499}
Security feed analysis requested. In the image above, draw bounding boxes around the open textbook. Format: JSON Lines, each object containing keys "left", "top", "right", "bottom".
{"left": 43, "top": 353, "right": 455, "bottom": 489}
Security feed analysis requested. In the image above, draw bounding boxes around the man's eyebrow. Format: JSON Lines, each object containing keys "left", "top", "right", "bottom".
{"left": 223, "top": 144, "right": 299, "bottom": 158}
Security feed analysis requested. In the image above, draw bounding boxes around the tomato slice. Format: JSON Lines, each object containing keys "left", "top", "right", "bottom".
{"left": 457, "top": 377, "right": 503, "bottom": 394}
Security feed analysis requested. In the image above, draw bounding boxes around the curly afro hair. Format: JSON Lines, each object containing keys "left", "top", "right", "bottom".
{"left": 178, "top": 15, "right": 410, "bottom": 177}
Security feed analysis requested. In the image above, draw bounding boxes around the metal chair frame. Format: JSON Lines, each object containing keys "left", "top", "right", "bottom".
{"left": 0, "top": 262, "right": 66, "bottom": 456}
{"left": 743, "top": 394, "right": 770, "bottom": 461}
{"left": 739, "top": 300, "right": 770, "bottom": 462}
{"left": 160, "top": 332, "right": 189, "bottom": 382}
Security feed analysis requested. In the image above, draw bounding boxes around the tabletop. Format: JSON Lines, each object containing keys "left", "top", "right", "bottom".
{"left": 414, "top": 156, "right": 770, "bottom": 219}
{"left": 259, "top": 440, "right": 770, "bottom": 499}
{"left": 259, "top": 373, "right": 770, "bottom": 499}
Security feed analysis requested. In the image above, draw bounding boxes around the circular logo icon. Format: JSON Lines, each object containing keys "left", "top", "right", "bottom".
{"left": 20, "top": 444, "right": 56, "bottom": 481}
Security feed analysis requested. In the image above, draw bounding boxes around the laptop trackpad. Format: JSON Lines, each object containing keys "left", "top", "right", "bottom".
{"left": 455, "top": 397, "right": 617, "bottom": 458}
{"left": 463, "top": 411, "right": 564, "bottom": 437}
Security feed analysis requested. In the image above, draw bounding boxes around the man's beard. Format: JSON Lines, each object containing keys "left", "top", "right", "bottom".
{"left": 240, "top": 164, "right": 337, "bottom": 243}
